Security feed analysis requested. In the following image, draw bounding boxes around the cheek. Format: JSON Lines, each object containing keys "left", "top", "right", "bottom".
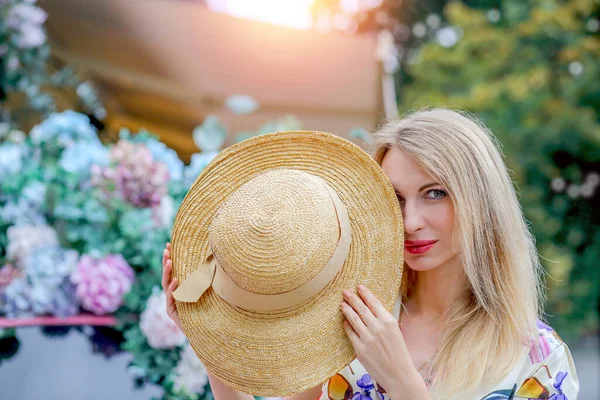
{"left": 430, "top": 202, "right": 455, "bottom": 238}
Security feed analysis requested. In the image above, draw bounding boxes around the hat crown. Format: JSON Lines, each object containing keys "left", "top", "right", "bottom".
{"left": 209, "top": 169, "right": 340, "bottom": 295}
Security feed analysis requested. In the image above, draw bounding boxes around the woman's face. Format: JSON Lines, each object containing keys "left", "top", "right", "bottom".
{"left": 381, "top": 146, "right": 458, "bottom": 272}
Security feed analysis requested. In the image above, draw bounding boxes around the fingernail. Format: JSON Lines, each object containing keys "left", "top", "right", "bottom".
{"left": 343, "top": 290, "right": 351, "bottom": 297}
{"left": 358, "top": 284, "right": 365, "bottom": 291}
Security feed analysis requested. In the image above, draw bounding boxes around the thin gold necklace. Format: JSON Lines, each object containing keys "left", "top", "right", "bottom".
{"left": 399, "top": 310, "right": 437, "bottom": 385}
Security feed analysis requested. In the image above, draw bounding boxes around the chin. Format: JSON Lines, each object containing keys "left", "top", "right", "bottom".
{"left": 405, "top": 253, "right": 460, "bottom": 273}
{"left": 405, "top": 260, "right": 442, "bottom": 272}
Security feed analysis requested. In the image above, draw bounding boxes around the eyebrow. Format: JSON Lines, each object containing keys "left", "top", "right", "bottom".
{"left": 395, "top": 182, "right": 439, "bottom": 195}
{"left": 419, "top": 182, "right": 439, "bottom": 192}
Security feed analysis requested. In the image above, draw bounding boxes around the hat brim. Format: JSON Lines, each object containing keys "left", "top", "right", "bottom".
{"left": 171, "top": 131, "right": 404, "bottom": 397}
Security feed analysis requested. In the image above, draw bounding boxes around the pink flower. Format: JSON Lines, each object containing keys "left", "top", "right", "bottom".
{"left": 0, "top": 264, "right": 20, "bottom": 289}
{"left": 139, "top": 291, "right": 186, "bottom": 349}
{"left": 92, "top": 140, "right": 169, "bottom": 208}
{"left": 71, "top": 254, "right": 135, "bottom": 315}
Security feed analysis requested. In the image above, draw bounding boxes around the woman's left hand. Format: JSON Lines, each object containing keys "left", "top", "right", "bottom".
{"left": 340, "top": 284, "right": 430, "bottom": 399}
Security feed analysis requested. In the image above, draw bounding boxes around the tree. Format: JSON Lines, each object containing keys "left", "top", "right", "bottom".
{"left": 396, "top": 0, "right": 600, "bottom": 341}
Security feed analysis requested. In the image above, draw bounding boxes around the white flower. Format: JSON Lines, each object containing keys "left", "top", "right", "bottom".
{"left": 487, "top": 9, "right": 501, "bottom": 23}
{"left": 412, "top": 22, "right": 427, "bottom": 38}
{"left": 426, "top": 14, "right": 441, "bottom": 28}
{"left": 6, "top": 3, "right": 47, "bottom": 27}
{"left": 192, "top": 115, "right": 226, "bottom": 152}
{"left": 551, "top": 178, "right": 566, "bottom": 192}
{"left": 6, "top": 3, "right": 48, "bottom": 49}
{"left": 15, "top": 24, "right": 46, "bottom": 48}
{"left": 568, "top": 61, "right": 583, "bottom": 77}
{"left": 7, "top": 225, "right": 59, "bottom": 266}
{"left": 139, "top": 290, "right": 187, "bottom": 349}
{"left": 173, "top": 343, "right": 209, "bottom": 395}
{"left": 224, "top": 95, "right": 259, "bottom": 115}
{"left": 152, "top": 196, "right": 175, "bottom": 228}
{"left": 436, "top": 27, "right": 459, "bottom": 48}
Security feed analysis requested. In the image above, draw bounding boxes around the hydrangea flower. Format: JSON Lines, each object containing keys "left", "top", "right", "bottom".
{"left": 173, "top": 343, "right": 209, "bottom": 395}
{"left": 139, "top": 290, "right": 186, "bottom": 349}
{"left": 30, "top": 110, "right": 100, "bottom": 148}
{"left": 0, "top": 143, "right": 24, "bottom": 180}
{"left": 152, "top": 195, "right": 175, "bottom": 228}
{"left": 183, "top": 151, "right": 218, "bottom": 188}
{"left": 1, "top": 245, "right": 79, "bottom": 318}
{"left": 224, "top": 94, "right": 259, "bottom": 115}
{"left": 144, "top": 138, "right": 184, "bottom": 182}
{"left": 91, "top": 140, "right": 169, "bottom": 208}
{"left": 59, "top": 141, "right": 109, "bottom": 174}
{"left": 0, "top": 264, "right": 20, "bottom": 290}
{"left": 5, "top": 1, "right": 48, "bottom": 49}
{"left": 0, "top": 198, "right": 47, "bottom": 226}
{"left": 71, "top": 254, "right": 135, "bottom": 315}
{"left": 6, "top": 224, "right": 58, "bottom": 266}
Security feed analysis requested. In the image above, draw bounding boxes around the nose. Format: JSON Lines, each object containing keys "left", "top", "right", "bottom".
{"left": 401, "top": 199, "right": 425, "bottom": 234}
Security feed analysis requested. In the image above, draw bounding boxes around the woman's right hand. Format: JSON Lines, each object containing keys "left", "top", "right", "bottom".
{"left": 162, "top": 242, "right": 323, "bottom": 400}
{"left": 162, "top": 242, "right": 183, "bottom": 332}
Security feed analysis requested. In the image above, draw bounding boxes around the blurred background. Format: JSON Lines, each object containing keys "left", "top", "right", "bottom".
{"left": 0, "top": 0, "right": 598, "bottom": 399}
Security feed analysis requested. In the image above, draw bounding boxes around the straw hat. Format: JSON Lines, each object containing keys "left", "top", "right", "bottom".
{"left": 170, "top": 130, "right": 403, "bottom": 397}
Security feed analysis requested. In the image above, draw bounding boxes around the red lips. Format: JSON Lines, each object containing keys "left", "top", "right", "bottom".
{"left": 404, "top": 240, "right": 437, "bottom": 246}
{"left": 404, "top": 240, "right": 438, "bottom": 255}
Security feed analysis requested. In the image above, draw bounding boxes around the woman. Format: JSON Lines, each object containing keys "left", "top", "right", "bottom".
{"left": 162, "top": 108, "right": 579, "bottom": 399}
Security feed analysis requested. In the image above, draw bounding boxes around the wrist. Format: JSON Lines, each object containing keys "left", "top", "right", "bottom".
{"left": 386, "top": 370, "right": 431, "bottom": 400}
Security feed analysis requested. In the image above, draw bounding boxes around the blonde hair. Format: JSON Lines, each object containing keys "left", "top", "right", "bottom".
{"left": 371, "top": 108, "right": 543, "bottom": 399}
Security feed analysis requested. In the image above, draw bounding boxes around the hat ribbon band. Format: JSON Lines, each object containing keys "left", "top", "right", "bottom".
{"left": 172, "top": 184, "right": 352, "bottom": 312}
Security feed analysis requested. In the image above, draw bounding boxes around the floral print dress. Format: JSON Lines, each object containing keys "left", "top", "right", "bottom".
{"left": 318, "top": 320, "right": 579, "bottom": 400}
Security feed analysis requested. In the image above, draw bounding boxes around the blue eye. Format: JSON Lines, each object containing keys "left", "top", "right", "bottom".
{"left": 427, "top": 189, "right": 447, "bottom": 199}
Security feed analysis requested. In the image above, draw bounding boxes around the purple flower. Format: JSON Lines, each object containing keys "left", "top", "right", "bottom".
{"left": 549, "top": 371, "right": 569, "bottom": 400}
{"left": 356, "top": 374, "right": 375, "bottom": 391}
{"left": 92, "top": 140, "right": 169, "bottom": 208}
{"left": 71, "top": 254, "right": 135, "bottom": 315}
{"left": 537, "top": 320, "right": 554, "bottom": 332}
{"left": 1, "top": 246, "right": 79, "bottom": 318}
{"left": 351, "top": 374, "right": 378, "bottom": 400}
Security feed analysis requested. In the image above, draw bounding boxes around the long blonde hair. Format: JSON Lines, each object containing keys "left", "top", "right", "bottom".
{"left": 371, "top": 108, "right": 544, "bottom": 399}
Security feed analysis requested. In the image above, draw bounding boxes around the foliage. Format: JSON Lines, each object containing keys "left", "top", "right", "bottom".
{"left": 0, "top": 0, "right": 104, "bottom": 128}
{"left": 396, "top": 0, "right": 600, "bottom": 341}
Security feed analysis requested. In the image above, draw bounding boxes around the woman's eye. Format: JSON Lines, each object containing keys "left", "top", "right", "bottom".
{"left": 427, "top": 189, "right": 447, "bottom": 199}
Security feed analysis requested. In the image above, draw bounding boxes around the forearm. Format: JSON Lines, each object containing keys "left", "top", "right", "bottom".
{"left": 207, "top": 370, "right": 255, "bottom": 400}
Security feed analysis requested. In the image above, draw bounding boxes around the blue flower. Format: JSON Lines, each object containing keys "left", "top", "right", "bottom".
{"left": 0, "top": 143, "right": 24, "bottom": 180}
{"left": 144, "top": 138, "right": 184, "bottom": 182}
{"left": 184, "top": 151, "right": 219, "bottom": 188}
{"left": 30, "top": 110, "right": 100, "bottom": 148}
{"left": 59, "top": 141, "right": 108, "bottom": 174}
{"left": 2, "top": 245, "right": 80, "bottom": 318}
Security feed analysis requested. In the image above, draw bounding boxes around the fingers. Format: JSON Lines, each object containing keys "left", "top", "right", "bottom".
{"left": 342, "top": 289, "right": 377, "bottom": 327}
{"left": 343, "top": 319, "right": 360, "bottom": 345}
{"left": 161, "top": 249, "right": 171, "bottom": 292}
{"left": 167, "top": 278, "right": 178, "bottom": 315}
{"left": 356, "top": 284, "right": 388, "bottom": 318}
{"left": 341, "top": 300, "right": 368, "bottom": 338}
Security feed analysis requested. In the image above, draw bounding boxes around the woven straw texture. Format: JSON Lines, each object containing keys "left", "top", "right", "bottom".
{"left": 171, "top": 131, "right": 404, "bottom": 397}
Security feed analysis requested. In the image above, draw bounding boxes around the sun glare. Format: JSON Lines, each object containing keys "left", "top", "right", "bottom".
{"left": 206, "top": 0, "right": 316, "bottom": 29}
